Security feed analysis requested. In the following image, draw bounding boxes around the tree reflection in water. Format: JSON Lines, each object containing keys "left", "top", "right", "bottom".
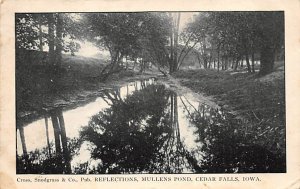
{"left": 17, "top": 108, "right": 80, "bottom": 174}
{"left": 16, "top": 80, "right": 285, "bottom": 174}
{"left": 189, "top": 106, "right": 285, "bottom": 173}
{"left": 79, "top": 83, "right": 285, "bottom": 173}
{"left": 79, "top": 84, "right": 197, "bottom": 173}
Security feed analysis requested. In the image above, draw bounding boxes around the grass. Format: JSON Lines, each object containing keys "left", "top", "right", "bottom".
{"left": 16, "top": 51, "right": 143, "bottom": 113}
{"left": 173, "top": 69, "right": 285, "bottom": 157}
{"left": 16, "top": 49, "right": 286, "bottom": 158}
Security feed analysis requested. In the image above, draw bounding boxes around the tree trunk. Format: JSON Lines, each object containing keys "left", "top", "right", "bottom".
{"left": 102, "top": 49, "right": 121, "bottom": 78}
{"left": 133, "top": 59, "right": 136, "bottom": 70}
{"left": 51, "top": 114, "right": 61, "bottom": 154}
{"left": 57, "top": 111, "right": 67, "bottom": 156}
{"left": 196, "top": 53, "right": 202, "bottom": 68}
{"left": 217, "top": 49, "right": 220, "bottom": 72}
{"left": 242, "top": 40, "right": 251, "bottom": 73}
{"left": 203, "top": 40, "right": 208, "bottom": 69}
{"left": 125, "top": 56, "right": 128, "bottom": 70}
{"left": 170, "top": 31, "right": 174, "bottom": 73}
{"left": 19, "top": 126, "right": 27, "bottom": 156}
{"left": 259, "top": 45, "right": 275, "bottom": 75}
{"left": 55, "top": 13, "right": 63, "bottom": 66}
{"left": 240, "top": 57, "right": 244, "bottom": 68}
{"left": 234, "top": 56, "right": 240, "bottom": 71}
{"left": 221, "top": 57, "right": 225, "bottom": 70}
{"left": 169, "top": 13, "right": 180, "bottom": 73}
{"left": 173, "top": 13, "right": 180, "bottom": 72}
{"left": 251, "top": 51, "right": 255, "bottom": 73}
{"left": 225, "top": 56, "right": 228, "bottom": 70}
{"left": 203, "top": 55, "right": 208, "bottom": 69}
{"left": 245, "top": 53, "right": 251, "bottom": 73}
{"left": 213, "top": 59, "right": 216, "bottom": 69}
{"left": 38, "top": 16, "right": 43, "bottom": 51}
{"left": 47, "top": 14, "right": 55, "bottom": 65}
{"left": 57, "top": 110, "right": 71, "bottom": 174}
{"left": 44, "top": 117, "right": 51, "bottom": 157}
{"left": 140, "top": 60, "right": 144, "bottom": 73}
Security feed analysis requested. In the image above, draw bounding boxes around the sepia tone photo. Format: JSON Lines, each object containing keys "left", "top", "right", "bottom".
{"left": 15, "top": 12, "right": 285, "bottom": 174}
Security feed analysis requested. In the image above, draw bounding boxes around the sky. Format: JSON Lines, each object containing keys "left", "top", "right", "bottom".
{"left": 179, "top": 12, "right": 197, "bottom": 31}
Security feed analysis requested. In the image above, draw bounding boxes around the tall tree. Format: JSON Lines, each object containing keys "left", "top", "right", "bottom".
{"left": 169, "top": 13, "right": 181, "bottom": 73}
{"left": 55, "top": 13, "right": 63, "bottom": 65}
{"left": 257, "top": 12, "right": 284, "bottom": 75}
{"left": 84, "top": 13, "right": 143, "bottom": 76}
{"left": 83, "top": 12, "right": 172, "bottom": 77}
{"left": 47, "top": 13, "right": 55, "bottom": 65}
{"left": 186, "top": 12, "right": 284, "bottom": 75}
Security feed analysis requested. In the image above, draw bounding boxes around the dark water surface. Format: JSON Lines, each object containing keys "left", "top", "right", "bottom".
{"left": 17, "top": 78, "right": 285, "bottom": 174}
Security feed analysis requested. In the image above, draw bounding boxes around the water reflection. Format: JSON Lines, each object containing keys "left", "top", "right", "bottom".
{"left": 79, "top": 86, "right": 202, "bottom": 173}
{"left": 17, "top": 108, "right": 72, "bottom": 173}
{"left": 189, "top": 107, "right": 285, "bottom": 173}
{"left": 17, "top": 79, "right": 285, "bottom": 174}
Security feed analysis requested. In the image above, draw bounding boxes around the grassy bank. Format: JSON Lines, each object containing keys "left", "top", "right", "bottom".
{"left": 16, "top": 51, "right": 153, "bottom": 119}
{"left": 173, "top": 69, "right": 285, "bottom": 157}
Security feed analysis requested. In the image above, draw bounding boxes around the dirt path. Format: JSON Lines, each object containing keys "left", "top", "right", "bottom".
{"left": 158, "top": 75, "right": 220, "bottom": 109}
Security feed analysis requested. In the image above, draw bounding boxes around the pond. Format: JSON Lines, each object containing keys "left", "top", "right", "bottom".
{"left": 16, "top": 78, "right": 285, "bottom": 174}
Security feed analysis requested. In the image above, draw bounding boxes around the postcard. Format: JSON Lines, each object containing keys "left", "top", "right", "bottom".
{"left": 1, "top": 0, "right": 300, "bottom": 188}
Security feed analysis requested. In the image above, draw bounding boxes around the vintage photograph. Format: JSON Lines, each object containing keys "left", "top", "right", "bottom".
{"left": 15, "top": 12, "right": 285, "bottom": 174}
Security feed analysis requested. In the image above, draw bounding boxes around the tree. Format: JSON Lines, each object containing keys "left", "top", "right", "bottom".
{"left": 16, "top": 13, "right": 64, "bottom": 52}
{"left": 55, "top": 13, "right": 63, "bottom": 65}
{"left": 257, "top": 12, "right": 284, "bottom": 75}
{"left": 16, "top": 14, "right": 40, "bottom": 50}
{"left": 83, "top": 13, "right": 144, "bottom": 76}
{"left": 180, "top": 13, "right": 217, "bottom": 71}
{"left": 47, "top": 13, "right": 56, "bottom": 65}
{"left": 79, "top": 84, "right": 200, "bottom": 173}
{"left": 16, "top": 13, "right": 83, "bottom": 66}
{"left": 136, "top": 13, "right": 172, "bottom": 75}
{"left": 187, "top": 12, "right": 284, "bottom": 75}
{"left": 82, "top": 13, "right": 172, "bottom": 77}
{"left": 66, "top": 39, "right": 81, "bottom": 56}
{"left": 168, "top": 13, "right": 181, "bottom": 73}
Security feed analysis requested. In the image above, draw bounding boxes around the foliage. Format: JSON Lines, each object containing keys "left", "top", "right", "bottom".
{"left": 79, "top": 85, "right": 174, "bottom": 173}
{"left": 16, "top": 13, "right": 83, "bottom": 57}
{"left": 16, "top": 14, "right": 41, "bottom": 49}
{"left": 83, "top": 13, "right": 142, "bottom": 63}
{"left": 173, "top": 69, "right": 285, "bottom": 157}
{"left": 136, "top": 13, "right": 172, "bottom": 72}
{"left": 82, "top": 12, "right": 172, "bottom": 75}
{"left": 185, "top": 12, "right": 284, "bottom": 74}
{"left": 64, "top": 40, "right": 81, "bottom": 56}
{"left": 16, "top": 138, "right": 80, "bottom": 174}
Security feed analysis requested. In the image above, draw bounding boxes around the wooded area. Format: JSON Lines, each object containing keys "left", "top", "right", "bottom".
{"left": 16, "top": 12, "right": 284, "bottom": 77}
{"left": 16, "top": 12, "right": 285, "bottom": 174}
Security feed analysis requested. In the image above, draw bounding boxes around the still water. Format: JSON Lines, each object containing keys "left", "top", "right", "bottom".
{"left": 17, "top": 78, "right": 284, "bottom": 174}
